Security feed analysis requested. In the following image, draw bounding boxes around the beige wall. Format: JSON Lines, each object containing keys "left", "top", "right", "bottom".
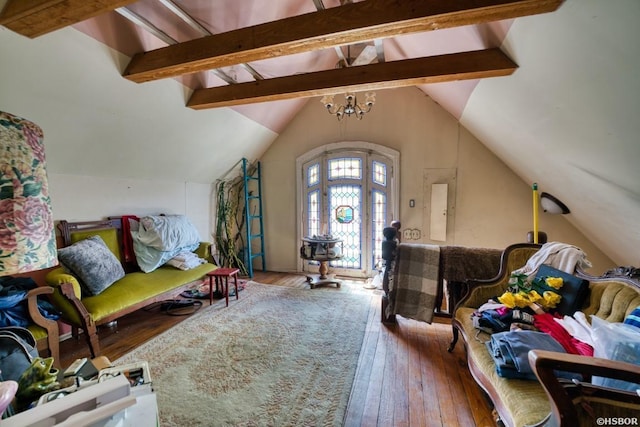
{"left": 48, "top": 174, "right": 214, "bottom": 242}
{"left": 0, "top": 27, "right": 276, "bottom": 243}
{"left": 261, "top": 87, "right": 614, "bottom": 275}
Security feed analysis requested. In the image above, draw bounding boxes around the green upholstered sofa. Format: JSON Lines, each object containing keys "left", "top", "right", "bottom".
{"left": 451, "top": 243, "right": 640, "bottom": 427}
{"left": 45, "top": 218, "right": 216, "bottom": 357}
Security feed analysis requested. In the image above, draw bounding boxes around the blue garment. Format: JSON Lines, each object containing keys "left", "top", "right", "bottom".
{"left": 488, "top": 330, "right": 579, "bottom": 380}
{"left": 0, "top": 277, "right": 60, "bottom": 327}
{"left": 498, "top": 331, "right": 564, "bottom": 375}
{"left": 485, "top": 341, "right": 533, "bottom": 380}
{"left": 624, "top": 306, "right": 640, "bottom": 328}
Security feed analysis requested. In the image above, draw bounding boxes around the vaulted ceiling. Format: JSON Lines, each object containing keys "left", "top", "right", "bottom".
{"left": 1, "top": 0, "right": 638, "bottom": 268}
{"left": 0, "top": 0, "right": 559, "bottom": 111}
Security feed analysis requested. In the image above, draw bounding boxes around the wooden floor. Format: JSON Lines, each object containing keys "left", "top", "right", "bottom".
{"left": 58, "top": 271, "right": 496, "bottom": 427}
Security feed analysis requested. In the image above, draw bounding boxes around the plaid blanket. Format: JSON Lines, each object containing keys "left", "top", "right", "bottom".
{"left": 388, "top": 243, "right": 441, "bottom": 324}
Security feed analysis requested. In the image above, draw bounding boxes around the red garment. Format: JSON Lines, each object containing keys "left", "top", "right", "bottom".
{"left": 534, "top": 312, "right": 594, "bottom": 356}
{"left": 121, "top": 215, "right": 140, "bottom": 264}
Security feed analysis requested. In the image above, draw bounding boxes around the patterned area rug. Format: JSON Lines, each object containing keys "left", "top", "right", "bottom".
{"left": 116, "top": 281, "right": 373, "bottom": 426}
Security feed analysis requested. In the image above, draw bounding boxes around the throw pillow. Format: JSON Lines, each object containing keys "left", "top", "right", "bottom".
{"left": 58, "top": 235, "right": 125, "bottom": 296}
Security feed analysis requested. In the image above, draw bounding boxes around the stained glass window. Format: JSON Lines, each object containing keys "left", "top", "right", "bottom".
{"left": 371, "top": 189, "right": 387, "bottom": 270}
{"left": 307, "top": 163, "right": 320, "bottom": 187}
{"left": 372, "top": 160, "right": 387, "bottom": 186}
{"left": 336, "top": 205, "right": 354, "bottom": 224}
{"left": 328, "top": 157, "right": 361, "bottom": 180}
{"left": 307, "top": 189, "right": 320, "bottom": 237}
{"left": 329, "top": 184, "right": 361, "bottom": 269}
{"left": 302, "top": 150, "right": 393, "bottom": 276}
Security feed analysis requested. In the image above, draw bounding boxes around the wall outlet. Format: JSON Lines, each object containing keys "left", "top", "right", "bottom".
{"left": 410, "top": 229, "right": 421, "bottom": 240}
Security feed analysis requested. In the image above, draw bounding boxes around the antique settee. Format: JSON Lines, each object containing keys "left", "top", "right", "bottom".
{"left": 451, "top": 244, "right": 640, "bottom": 426}
{"left": 45, "top": 217, "right": 216, "bottom": 357}
{"left": 381, "top": 229, "right": 640, "bottom": 427}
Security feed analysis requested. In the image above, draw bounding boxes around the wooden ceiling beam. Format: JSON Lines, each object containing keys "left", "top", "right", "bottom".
{"left": 187, "top": 48, "right": 517, "bottom": 109}
{"left": 125, "top": 0, "right": 562, "bottom": 83}
{"left": 0, "top": 0, "right": 138, "bottom": 38}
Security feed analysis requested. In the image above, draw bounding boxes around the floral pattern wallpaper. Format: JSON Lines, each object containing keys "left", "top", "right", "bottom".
{"left": 0, "top": 111, "right": 57, "bottom": 275}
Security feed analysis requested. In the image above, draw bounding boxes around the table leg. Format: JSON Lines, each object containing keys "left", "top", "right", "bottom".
{"left": 224, "top": 277, "right": 229, "bottom": 307}
{"left": 306, "top": 260, "right": 341, "bottom": 289}
{"left": 318, "top": 260, "right": 329, "bottom": 279}
{"left": 233, "top": 274, "right": 239, "bottom": 301}
{"left": 208, "top": 275, "right": 214, "bottom": 305}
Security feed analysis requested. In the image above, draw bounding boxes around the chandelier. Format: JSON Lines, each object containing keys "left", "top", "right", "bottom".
{"left": 320, "top": 92, "right": 375, "bottom": 121}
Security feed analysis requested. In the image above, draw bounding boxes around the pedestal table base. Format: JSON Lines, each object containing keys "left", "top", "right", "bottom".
{"left": 305, "top": 260, "right": 342, "bottom": 289}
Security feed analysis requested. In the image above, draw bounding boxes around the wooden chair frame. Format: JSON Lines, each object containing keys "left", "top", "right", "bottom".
{"left": 25, "top": 286, "right": 60, "bottom": 368}
{"left": 529, "top": 349, "right": 640, "bottom": 427}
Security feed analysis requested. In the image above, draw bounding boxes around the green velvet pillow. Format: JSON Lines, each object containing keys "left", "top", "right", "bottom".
{"left": 58, "top": 235, "right": 125, "bottom": 296}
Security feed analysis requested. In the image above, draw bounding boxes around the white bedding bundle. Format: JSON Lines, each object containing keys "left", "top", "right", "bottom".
{"left": 166, "top": 251, "right": 206, "bottom": 271}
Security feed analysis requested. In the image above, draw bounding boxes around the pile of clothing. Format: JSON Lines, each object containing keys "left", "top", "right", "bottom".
{"left": 486, "top": 330, "right": 579, "bottom": 380}
{"left": 475, "top": 292, "right": 596, "bottom": 380}
{"left": 472, "top": 244, "right": 598, "bottom": 380}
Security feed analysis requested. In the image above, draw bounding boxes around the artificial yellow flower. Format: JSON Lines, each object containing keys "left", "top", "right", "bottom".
{"left": 526, "top": 290, "right": 542, "bottom": 305}
{"left": 513, "top": 292, "right": 530, "bottom": 308}
{"left": 498, "top": 291, "right": 516, "bottom": 308}
{"left": 545, "top": 277, "right": 564, "bottom": 290}
{"left": 541, "top": 291, "right": 562, "bottom": 308}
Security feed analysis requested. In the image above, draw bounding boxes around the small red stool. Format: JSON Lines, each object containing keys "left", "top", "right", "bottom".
{"left": 206, "top": 268, "right": 240, "bottom": 307}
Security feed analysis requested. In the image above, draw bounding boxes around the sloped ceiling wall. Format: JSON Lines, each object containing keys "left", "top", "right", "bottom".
{"left": 0, "top": 26, "right": 277, "bottom": 184}
{"left": 1, "top": 0, "right": 638, "bottom": 268}
{"left": 460, "top": 0, "right": 640, "bottom": 267}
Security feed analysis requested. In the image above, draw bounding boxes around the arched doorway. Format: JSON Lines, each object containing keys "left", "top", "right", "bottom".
{"left": 296, "top": 142, "right": 399, "bottom": 278}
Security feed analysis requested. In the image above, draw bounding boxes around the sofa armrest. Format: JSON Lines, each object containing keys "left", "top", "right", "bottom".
{"left": 45, "top": 268, "right": 84, "bottom": 325}
{"left": 529, "top": 350, "right": 640, "bottom": 427}
{"left": 25, "top": 287, "right": 60, "bottom": 367}
{"left": 195, "top": 242, "right": 212, "bottom": 262}
{"left": 57, "top": 282, "right": 100, "bottom": 358}
{"left": 44, "top": 267, "right": 100, "bottom": 356}
{"left": 25, "top": 286, "right": 55, "bottom": 327}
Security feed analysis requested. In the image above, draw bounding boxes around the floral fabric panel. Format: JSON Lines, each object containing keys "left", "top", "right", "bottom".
{"left": 0, "top": 111, "right": 57, "bottom": 274}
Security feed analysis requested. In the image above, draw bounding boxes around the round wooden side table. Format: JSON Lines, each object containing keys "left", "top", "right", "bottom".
{"left": 300, "top": 237, "right": 343, "bottom": 289}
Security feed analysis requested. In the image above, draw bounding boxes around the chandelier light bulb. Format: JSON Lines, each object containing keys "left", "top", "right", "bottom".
{"left": 320, "top": 95, "right": 335, "bottom": 111}
{"left": 364, "top": 92, "right": 376, "bottom": 107}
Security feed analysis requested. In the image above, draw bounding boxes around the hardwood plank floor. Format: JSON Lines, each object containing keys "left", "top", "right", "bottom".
{"left": 57, "top": 271, "right": 496, "bottom": 427}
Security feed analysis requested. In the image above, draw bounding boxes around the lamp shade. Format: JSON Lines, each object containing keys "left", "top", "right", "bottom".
{"left": 0, "top": 111, "right": 57, "bottom": 276}
{"left": 540, "top": 192, "right": 570, "bottom": 215}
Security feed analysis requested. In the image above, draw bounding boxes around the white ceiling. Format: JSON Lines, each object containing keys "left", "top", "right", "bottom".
{"left": 462, "top": 0, "right": 639, "bottom": 268}
{"left": 1, "top": 0, "right": 638, "bottom": 267}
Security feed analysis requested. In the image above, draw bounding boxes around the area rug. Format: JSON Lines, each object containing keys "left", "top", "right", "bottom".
{"left": 116, "top": 281, "right": 373, "bottom": 426}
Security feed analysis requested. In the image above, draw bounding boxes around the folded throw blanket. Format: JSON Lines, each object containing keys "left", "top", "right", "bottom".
{"left": 389, "top": 243, "right": 440, "bottom": 324}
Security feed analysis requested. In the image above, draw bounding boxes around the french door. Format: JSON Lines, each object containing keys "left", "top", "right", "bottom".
{"left": 298, "top": 145, "right": 397, "bottom": 278}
